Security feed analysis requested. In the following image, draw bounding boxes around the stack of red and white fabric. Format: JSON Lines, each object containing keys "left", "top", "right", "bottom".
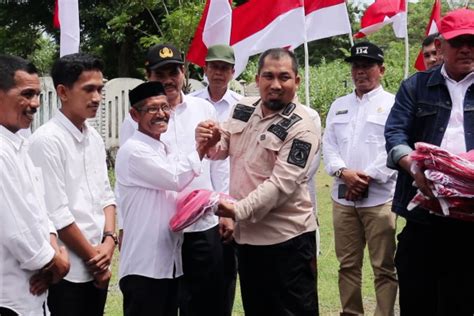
{"left": 169, "top": 189, "right": 235, "bottom": 232}
{"left": 407, "top": 142, "right": 474, "bottom": 222}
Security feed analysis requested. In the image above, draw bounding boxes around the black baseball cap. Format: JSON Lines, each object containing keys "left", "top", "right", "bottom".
{"left": 345, "top": 42, "right": 384, "bottom": 63}
{"left": 129, "top": 82, "right": 166, "bottom": 107}
{"left": 145, "top": 44, "right": 184, "bottom": 70}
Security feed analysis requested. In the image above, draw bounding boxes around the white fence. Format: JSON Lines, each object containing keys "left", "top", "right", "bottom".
{"left": 33, "top": 77, "right": 250, "bottom": 151}
{"left": 33, "top": 77, "right": 144, "bottom": 150}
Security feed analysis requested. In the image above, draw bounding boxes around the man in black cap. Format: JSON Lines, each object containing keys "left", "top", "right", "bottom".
{"left": 322, "top": 42, "right": 398, "bottom": 315}
{"left": 115, "top": 81, "right": 213, "bottom": 315}
{"left": 145, "top": 43, "right": 229, "bottom": 316}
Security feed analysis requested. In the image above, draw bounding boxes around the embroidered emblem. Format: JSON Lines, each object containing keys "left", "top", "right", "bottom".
{"left": 282, "top": 103, "right": 296, "bottom": 116}
{"left": 268, "top": 124, "right": 288, "bottom": 141}
{"left": 336, "top": 110, "right": 348, "bottom": 115}
{"left": 287, "top": 139, "right": 311, "bottom": 168}
{"left": 278, "top": 114, "right": 302, "bottom": 130}
{"left": 159, "top": 47, "right": 173, "bottom": 58}
{"left": 232, "top": 104, "right": 255, "bottom": 122}
{"left": 356, "top": 47, "right": 368, "bottom": 55}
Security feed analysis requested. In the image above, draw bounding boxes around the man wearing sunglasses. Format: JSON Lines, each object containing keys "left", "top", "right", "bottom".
{"left": 385, "top": 8, "right": 474, "bottom": 315}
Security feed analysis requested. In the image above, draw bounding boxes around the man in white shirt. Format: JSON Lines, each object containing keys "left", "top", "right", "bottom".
{"left": 143, "top": 43, "right": 229, "bottom": 316}
{"left": 189, "top": 44, "right": 242, "bottom": 316}
{"left": 0, "top": 55, "right": 69, "bottom": 316}
{"left": 29, "top": 53, "right": 117, "bottom": 316}
{"left": 117, "top": 81, "right": 216, "bottom": 315}
{"left": 323, "top": 42, "right": 397, "bottom": 316}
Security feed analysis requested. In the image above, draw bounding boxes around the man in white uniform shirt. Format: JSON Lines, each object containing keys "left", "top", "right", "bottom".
{"left": 189, "top": 44, "right": 242, "bottom": 316}
{"left": 116, "top": 81, "right": 216, "bottom": 315}
{"left": 323, "top": 42, "right": 398, "bottom": 316}
{"left": 0, "top": 55, "right": 70, "bottom": 316}
{"left": 29, "top": 53, "right": 117, "bottom": 316}
{"left": 145, "top": 43, "right": 230, "bottom": 316}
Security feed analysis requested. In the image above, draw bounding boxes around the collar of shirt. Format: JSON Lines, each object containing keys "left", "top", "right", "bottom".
{"left": 133, "top": 129, "right": 168, "bottom": 153}
{"left": 55, "top": 110, "right": 89, "bottom": 143}
{"left": 0, "top": 125, "right": 25, "bottom": 151}
{"left": 173, "top": 92, "right": 189, "bottom": 113}
{"left": 354, "top": 85, "right": 384, "bottom": 103}
{"left": 440, "top": 64, "right": 474, "bottom": 85}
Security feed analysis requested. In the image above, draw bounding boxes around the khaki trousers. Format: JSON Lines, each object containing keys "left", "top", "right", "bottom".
{"left": 333, "top": 201, "right": 397, "bottom": 316}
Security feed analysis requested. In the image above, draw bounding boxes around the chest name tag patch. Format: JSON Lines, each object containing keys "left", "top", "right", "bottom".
{"left": 268, "top": 124, "right": 288, "bottom": 141}
{"left": 336, "top": 109, "right": 348, "bottom": 115}
{"left": 232, "top": 104, "right": 255, "bottom": 122}
{"left": 287, "top": 139, "right": 312, "bottom": 168}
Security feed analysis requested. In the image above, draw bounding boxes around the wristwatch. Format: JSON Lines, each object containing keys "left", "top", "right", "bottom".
{"left": 102, "top": 231, "right": 118, "bottom": 246}
{"left": 335, "top": 168, "right": 346, "bottom": 178}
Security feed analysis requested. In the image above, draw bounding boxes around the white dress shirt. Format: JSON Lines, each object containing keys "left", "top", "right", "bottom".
{"left": 189, "top": 88, "right": 242, "bottom": 194}
{"left": 119, "top": 112, "right": 137, "bottom": 147}
{"left": 323, "top": 86, "right": 397, "bottom": 207}
{"left": 440, "top": 65, "right": 473, "bottom": 155}
{"left": 161, "top": 93, "right": 219, "bottom": 232}
{"left": 116, "top": 131, "right": 202, "bottom": 280}
{"left": 190, "top": 87, "right": 243, "bottom": 122}
{"left": 29, "top": 110, "right": 116, "bottom": 283}
{"left": 0, "top": 126, "right": 55, "bottom": 315}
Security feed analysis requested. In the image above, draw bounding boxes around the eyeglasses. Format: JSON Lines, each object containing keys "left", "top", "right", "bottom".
{"left": 140, "top": 105, "right": 171, "bottom": 114}
{"left": 447, "top": 36, "right": 474, "bottom": 48}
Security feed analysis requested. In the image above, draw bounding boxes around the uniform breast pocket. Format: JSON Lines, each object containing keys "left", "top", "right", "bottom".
{"left": 246, "top": 133, "right": 281, "bottom": 176}
{"left": 331, "top": 115, "right": 351, "bottom": 144}
{"left": 227, "top": 121, "right": 247, "bottom": 158}
{"left": 415, "top": 103, "right": 439, "bottom": 118}
{"left": 366, "top": 114, "right": 387, "bottom": 145}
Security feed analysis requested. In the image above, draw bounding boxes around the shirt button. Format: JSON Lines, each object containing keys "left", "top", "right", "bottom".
{"left": 439, "top": 127, "right": 445, "bottom": 132}
{"left": 260, "top": 134, "right": 266, "bottom": 141}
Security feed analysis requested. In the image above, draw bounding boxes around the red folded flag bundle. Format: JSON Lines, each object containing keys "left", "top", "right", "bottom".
{"left": 408, "top": 142, "right": 474, "bottom": 222}
{"left": 169, "top": 189, "right": 235, "bottom": 232}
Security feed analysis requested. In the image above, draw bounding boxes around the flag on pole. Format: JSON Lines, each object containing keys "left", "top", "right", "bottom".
{"left": 230, "top": 0, "right": 306, "bottom": 77}
{"left": 53, "top": 0, "right": 80, "bottom": 57}
{"left": 303, "top": 0, "right": 352, "bottom": 43}
{"left": 414, "top": 0, "right": 441, "bottom": 71}
{"left": 186, "top": 0, "right": 232, "bottom": 67}
{"left": 355, "top": 0, "right": 407, "bottom": 38}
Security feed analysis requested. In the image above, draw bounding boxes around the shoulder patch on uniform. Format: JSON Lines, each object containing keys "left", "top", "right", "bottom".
{"left": 232, "top": 104, "right": 255, "bottom": 122}
{"left": 282, "top": 103, "right": 296, "bottom": 116}
{"left": 287, "top": 139, "right": 312, "bottom": 168}
{"left": 277, "top": 114, "right": 302, "bottom": 130}
{"left": 268, "top": 124, "right": 288, "bottom": 141}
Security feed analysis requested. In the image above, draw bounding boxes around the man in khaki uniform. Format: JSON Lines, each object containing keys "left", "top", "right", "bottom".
{"left": 196, "top": 48, "right": 320, "bottom": 316}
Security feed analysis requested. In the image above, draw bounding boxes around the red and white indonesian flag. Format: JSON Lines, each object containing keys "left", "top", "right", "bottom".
{"left": 187, "top": 0, "right": 352, "bottom": 77}
{"left": 414, "top": 0, "right": 441, "bottom": 71}
{"left": 53, "top": 0, "right": 80, "bottom": 56}
{"left": 230, "top": 0, "right": 306, "bottom": 77}
{"left": 303, "top": 0, "right": 352, "bottom": 44}
{"left": 355, "top": 0, "right": 407, "bottom": 38}
{"left": 187, "top": 0, "right": 232, "bottom": 67}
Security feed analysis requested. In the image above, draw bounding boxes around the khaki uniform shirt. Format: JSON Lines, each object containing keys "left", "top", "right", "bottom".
{"left": 209, "top": 97, "right": 320, "bottom": 245}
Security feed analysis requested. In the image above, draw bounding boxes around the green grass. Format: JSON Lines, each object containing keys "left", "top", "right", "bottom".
{"left": 105, "top": 167, "right": 403, "bottom": 315}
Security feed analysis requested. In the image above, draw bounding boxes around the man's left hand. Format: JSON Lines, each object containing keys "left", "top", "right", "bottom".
{"left": 219, "top": 217, "right": 234, "bottom": 243}
{"left": 216, "top": 200, "right": 236, "bottom": 220}
{"left": 86, "top": 239, "right": 115, "bottom": 273}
